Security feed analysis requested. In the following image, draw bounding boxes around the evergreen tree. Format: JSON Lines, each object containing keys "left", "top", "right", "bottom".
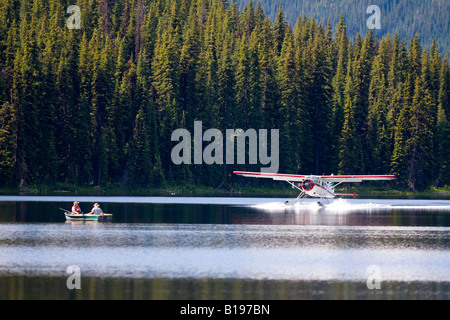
{"left": 408, "top": 34, "right": 422, "bottom": 83}
{"left": 278, "top": 31, "right": 303, "bottom": 173}
{"left": 111, "top": 49, "right": 137, "bottom": 181}
{"left": 330, "top": 23, "right": 349, "bottom": 173}
{"left": 197, "top": 11, "right": 219, "bottom": 128}
{"left": 390, "top": 76, "right": 413, "bottom": 187}
{"left": 179, "top": 6, "right": 201, "bottom": 129}
{"left": 258, "top": 19, "right": 279, "bottom": 130}
{"left": 367, "top": 35, "right": 391, "bottom": 174}
{"left": 55, "top": 27, "right": 82, "bottom": 184}
{"left": 12, "top": 13, "right": 42, "bottom": 186}
{"left": 0, "top": 102, "right": 15, "bottom": 185}
{"left": 234, "top": 36, "right": 251, "bottom": 128}
{"left": 338, "top": 52, "right": 363, "bottom": 174}
{"left": 217, "top": 32, "right": 236, "bottom": 130}
{"left": 407, "top": 77, "right": 434, "bottom": 191}
{"left": 75, "top": 32, "right": 93, "bottom": 184}
{"left": 273, "top": 5, "right": 286, "bottom": 55}
{"left": 247, "top": 29, "right": 262, "bottom": 130}
{"left": 438, "top": 57, "right": 450, "bottom": 121}
{"left": 152, "top": 4, "right": 182, "bottom": 183}
{"left": 38, "top": 35, "right": 58, "bottom": 185}
{"left": 352, "top": 30, "right": 374, "bottom": 168}
{"left": 90, "top": 30, "right": 115, "bottom": 185}
{"left": 436, "top": 106, "right": 450, "bottom": 186}
{"left": 436, "top": 56, "right": 450, "bottom": 186}
{"left": 304, "top": 27, "right": 332, "bottom": 174}
{"left": 125, "top": 48, "right": 164, "bottom": 188}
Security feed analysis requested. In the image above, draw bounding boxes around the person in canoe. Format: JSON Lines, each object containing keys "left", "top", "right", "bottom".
{"left": 71, "top": 201, "right": 83, "bottom": 215}
{"left": 88, "top": 203, "right": 103, "bottom": 215}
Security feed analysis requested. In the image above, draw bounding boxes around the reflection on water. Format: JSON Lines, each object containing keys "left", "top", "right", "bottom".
{"left": 1, "top": 223, "right": 449, "bottom": 280}
{"left": 1, "top": 276, "right": 448, "bottom": 300}
{"left": 1, "top": 197, "right": 450, "bottom": 226}
{"left": 0, "top": 223, "right": 449, "bottom": 281}
{"left": 0, "top": 196, "right": 449, "bottom": 300}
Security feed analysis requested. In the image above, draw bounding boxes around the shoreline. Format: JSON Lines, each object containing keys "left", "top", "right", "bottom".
{"left": 0, "top": 183, "right": 449, "bottom": 199}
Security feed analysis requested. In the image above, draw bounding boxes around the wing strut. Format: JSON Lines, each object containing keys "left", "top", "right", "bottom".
{"left": 285, "top": 181, "right": 306, "bottom": 204}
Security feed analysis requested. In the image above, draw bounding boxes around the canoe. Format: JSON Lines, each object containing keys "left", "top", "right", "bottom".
{"left": 65, "top": 213, "right": 113, "bottom": 222}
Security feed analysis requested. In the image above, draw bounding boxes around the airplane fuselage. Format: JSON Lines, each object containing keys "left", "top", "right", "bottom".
{"left": 301, "top": 177, "right": 336, "bottom": 198}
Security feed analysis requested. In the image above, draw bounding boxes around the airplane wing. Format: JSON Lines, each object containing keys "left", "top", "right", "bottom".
{"left": 233, "top": 171, "right": 306, "bottom": 181}
{"left": 232, "top": 171, "right": 307, "bottom": 182}
{"left": 233, "top": 171, "right": 397, "bottom": 183}
{"left": 318, "top": 175, "right": 397, "bottom": 182}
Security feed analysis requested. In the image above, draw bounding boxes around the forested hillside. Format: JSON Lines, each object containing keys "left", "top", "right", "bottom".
{"left": 0, "top": 0, "right": 449, "bottom": 191}
{"left": 241, "top": 0, "right": 450, "bottom": 55}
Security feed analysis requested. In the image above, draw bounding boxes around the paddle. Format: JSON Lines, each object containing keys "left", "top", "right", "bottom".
{"left": 59, "top": 207, "right": 72, "bottom": 213}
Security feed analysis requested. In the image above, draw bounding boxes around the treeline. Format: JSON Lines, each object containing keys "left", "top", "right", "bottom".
{"left": 0, "top": 0, "right": 449, "bottom": 191}
{"left": 244, "top": 0, "right": 450, "bottom": 56}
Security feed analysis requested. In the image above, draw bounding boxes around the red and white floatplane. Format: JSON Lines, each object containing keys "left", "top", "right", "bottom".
{"left": 233, "top": 171, "right": 397, "bottom": 205}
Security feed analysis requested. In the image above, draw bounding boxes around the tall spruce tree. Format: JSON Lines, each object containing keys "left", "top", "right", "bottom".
{"left": 339, "top": 51, "right": 363, "bottom": 175}
{"left": 407, "top": 76, "right": 434, "bottom": 191}
{"left": 304, "top": 27, "right": 332, "bottom": 174}
{"left": 125, "top": 48, "right": 164, "bottom": 188}
{"left": 278, "top": 31, "right": 302, "bottom": 173}
{"left": 12, "top": 12, "right": 42, "bottom": 186}
{"left": 367, "top": 35, "right": 391, "bottom": 174}
{"left": 352, "top": 30, "right": 374, "bottom": 168}
{"left": 330, "top": 23, "right": 348, "bottom": 173}
{"left": 436, "top": 105, "right": 450, "bottom": 186}
{"left": 390, "top": 76, "right": 413, "bottom": 187}
{"left": 0, "top": 102, "right": 15, "bottom": 185}
{"left": 152, "top": 6, "right": 182, "bottom": 182}
{"left": 90, "top": 30, "right": 115, "bottom": 186}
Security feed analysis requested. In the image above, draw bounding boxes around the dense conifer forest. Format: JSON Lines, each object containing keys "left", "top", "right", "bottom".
{"left": 0, "top": 0, "right": 449, "bottom": 191}
{"left": 242, "top": 0, "right": 450, "bottom": 55}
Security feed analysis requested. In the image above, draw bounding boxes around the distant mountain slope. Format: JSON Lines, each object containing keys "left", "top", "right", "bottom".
{"left": 239, "top": 0, "right": 450, "bottom": 54}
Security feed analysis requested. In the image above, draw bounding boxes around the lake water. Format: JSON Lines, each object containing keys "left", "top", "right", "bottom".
{"left": 0, "top": 195, "right": 449, "bottom": 300}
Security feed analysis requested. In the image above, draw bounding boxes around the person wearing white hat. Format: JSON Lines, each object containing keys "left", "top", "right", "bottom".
{"left": 88, "top": 203, "right": 103, "bottom": 215}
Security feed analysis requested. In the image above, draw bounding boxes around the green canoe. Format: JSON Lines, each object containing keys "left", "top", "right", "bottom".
{"left": 64, "top": 212, "right": 113, "bottom": 222}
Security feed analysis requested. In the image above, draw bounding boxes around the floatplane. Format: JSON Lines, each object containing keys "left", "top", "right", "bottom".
{"left": 233, "top": 171, "right": 397, "bottom": 205}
